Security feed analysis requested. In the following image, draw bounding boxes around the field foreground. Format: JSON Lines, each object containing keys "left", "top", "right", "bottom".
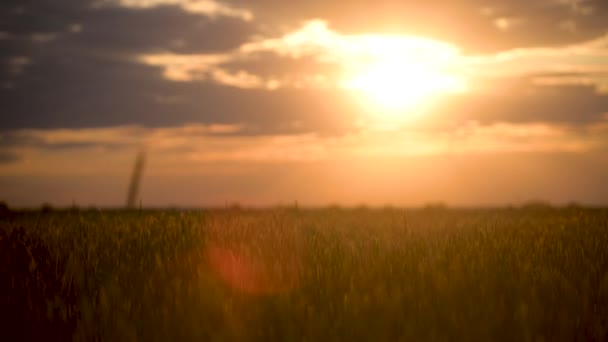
{"left": 1, "top": 208, "right": 608, "bottom": 341}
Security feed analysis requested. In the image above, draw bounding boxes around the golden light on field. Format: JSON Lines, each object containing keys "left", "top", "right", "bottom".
{"left": 338, "top": 35, "right": 467, "bottom": 120}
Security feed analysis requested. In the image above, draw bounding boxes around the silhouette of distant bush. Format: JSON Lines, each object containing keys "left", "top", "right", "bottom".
{"left": 0, "top": 202, "right": 13, "bottom": 221}
{"left": 423, "top": 202, "right": 448, "bottom": 210}
{"left": 0, "top": 227, "right": 78, "bottom": 341}
{"left": 41, "top": 203, "right": 54, "bottom": 214}
{"left": 521, "top": 200, "right": 553, "bottom": 210}
{"left": 565, "top": 202, "right": 582, "bottom": 209}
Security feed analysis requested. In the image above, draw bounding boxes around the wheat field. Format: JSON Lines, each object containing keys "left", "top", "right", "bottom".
{"left": 1, "top": 207, "right": 608, "bottom": 341}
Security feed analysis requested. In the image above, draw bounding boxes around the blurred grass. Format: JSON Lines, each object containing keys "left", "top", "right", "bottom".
{"left": 2, "top": 207, "right": 608, "bottom": 341}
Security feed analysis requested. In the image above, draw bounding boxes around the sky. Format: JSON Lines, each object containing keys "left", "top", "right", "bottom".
{"left": 1, "top": 0, "right": 608, "bottom": 207}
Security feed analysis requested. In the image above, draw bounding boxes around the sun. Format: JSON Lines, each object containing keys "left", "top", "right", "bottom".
{"left": 344, "top": 59, "right": 465, "bottom": 113}
{"left": 339, "top": 35, "right": 467, "bottom": 121}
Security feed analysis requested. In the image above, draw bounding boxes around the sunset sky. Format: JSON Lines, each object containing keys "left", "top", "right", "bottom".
{"left": 1, "top": 0, "right": 608, "bottom": 207}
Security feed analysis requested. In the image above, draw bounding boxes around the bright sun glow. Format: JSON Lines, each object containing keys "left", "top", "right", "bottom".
{"left": 142, "top": 20, "right": 469, "bottom": 123}
{"left": 338, "top": 35, "right": 467, "bottom": 120}
{"left": 344, "top": 60, "right": 465, "bottom": 112}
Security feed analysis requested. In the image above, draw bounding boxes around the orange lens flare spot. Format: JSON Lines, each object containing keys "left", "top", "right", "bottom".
{"left": 207, "top": 244, "right": 301, "bottom": 295}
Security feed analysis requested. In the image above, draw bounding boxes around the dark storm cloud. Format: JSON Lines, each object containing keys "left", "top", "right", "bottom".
{"left": 228, "top": 0, "right": 608, "bottom": 53}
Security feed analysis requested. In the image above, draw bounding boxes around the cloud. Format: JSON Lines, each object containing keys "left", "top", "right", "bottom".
{"left": 556, "top": 0, "right": 595, "bottom": 14}
{"left": 100, "top": 0, "right": 253, "bottom": 21}
{"left": 135, "top": 20, "right": 608, "bottom": 127}
{"left": 0, "top": 151, "right": 20, "bottom": 164}
{"left": 2, "top": 16, "right": 607, "bottom": 132}
{"left": 0, "top": 126, "right": 143, "bottom": 149}
{"left": 0, "top": 0, "right": 86, "bottom": 36}
{"left": 2, "top": 121, "right": 607, "bottom": 168}
{"left": 139, "top": 53, "right": 229, "bottom": 81}
{"left": 465, "top": 33, "right": 608, "bottom": 76}
{"left": 138, "top": 19, "right": 608, "bottom": 95}
{"left": 0, "top": 50, "right": 361, "bottom": 133}
{"left": 73, "top": 7, "right": 254, "bottom": 53}
{"left": 1, "top": 1, "right": 608, "bottom": 134}
{"left": 0, "top": 0, "right": 255, "bottom": 58}
{"left": 428, "top": 82, "right": 608, "bottom": 126}
{"left": 493, "top": 17, "right": 525, "bottom": 32}
{"left": 239, "top": 20, "right": 462, "bottom": 64}
{"left": 531, "top": 73, "right": 608, "bottom": 93}
{"left": 227, "top": 0, "right": 608, "bottom": 53}
{"left": 139, "top": 20, "right": 464, "bottom": 90}
{"left": 5, "top": 56, "right": 31, "bottom": 74}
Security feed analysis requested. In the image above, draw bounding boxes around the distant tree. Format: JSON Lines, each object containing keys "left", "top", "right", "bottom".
{"left": 423, "top": 202, "right": 448, "bottom": 211}
{"left": 565, "top": 201, "right": 582, "bottom": 209}
{"left": 327, "top": 203, "right": 342, "bottom": 211}
{"left": 226, "top": 202, "right": 243, "bottom": 211}
{"left": 521, "top": 200, "right": 553, "bottom": 210}
{"left": 355, "top": 204, "right": 369, "bottom": 211}
{"left": 41, "top": 203, "right": 54, "bottom": 214}
{"left": 382, "top": 204, "right": 396, "bottom": 211}
{"left": 0, "top": 202, "right": 12, "bottom": 219}
{"left": 0, "top": 202, "right": 12, "bottom": 220}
